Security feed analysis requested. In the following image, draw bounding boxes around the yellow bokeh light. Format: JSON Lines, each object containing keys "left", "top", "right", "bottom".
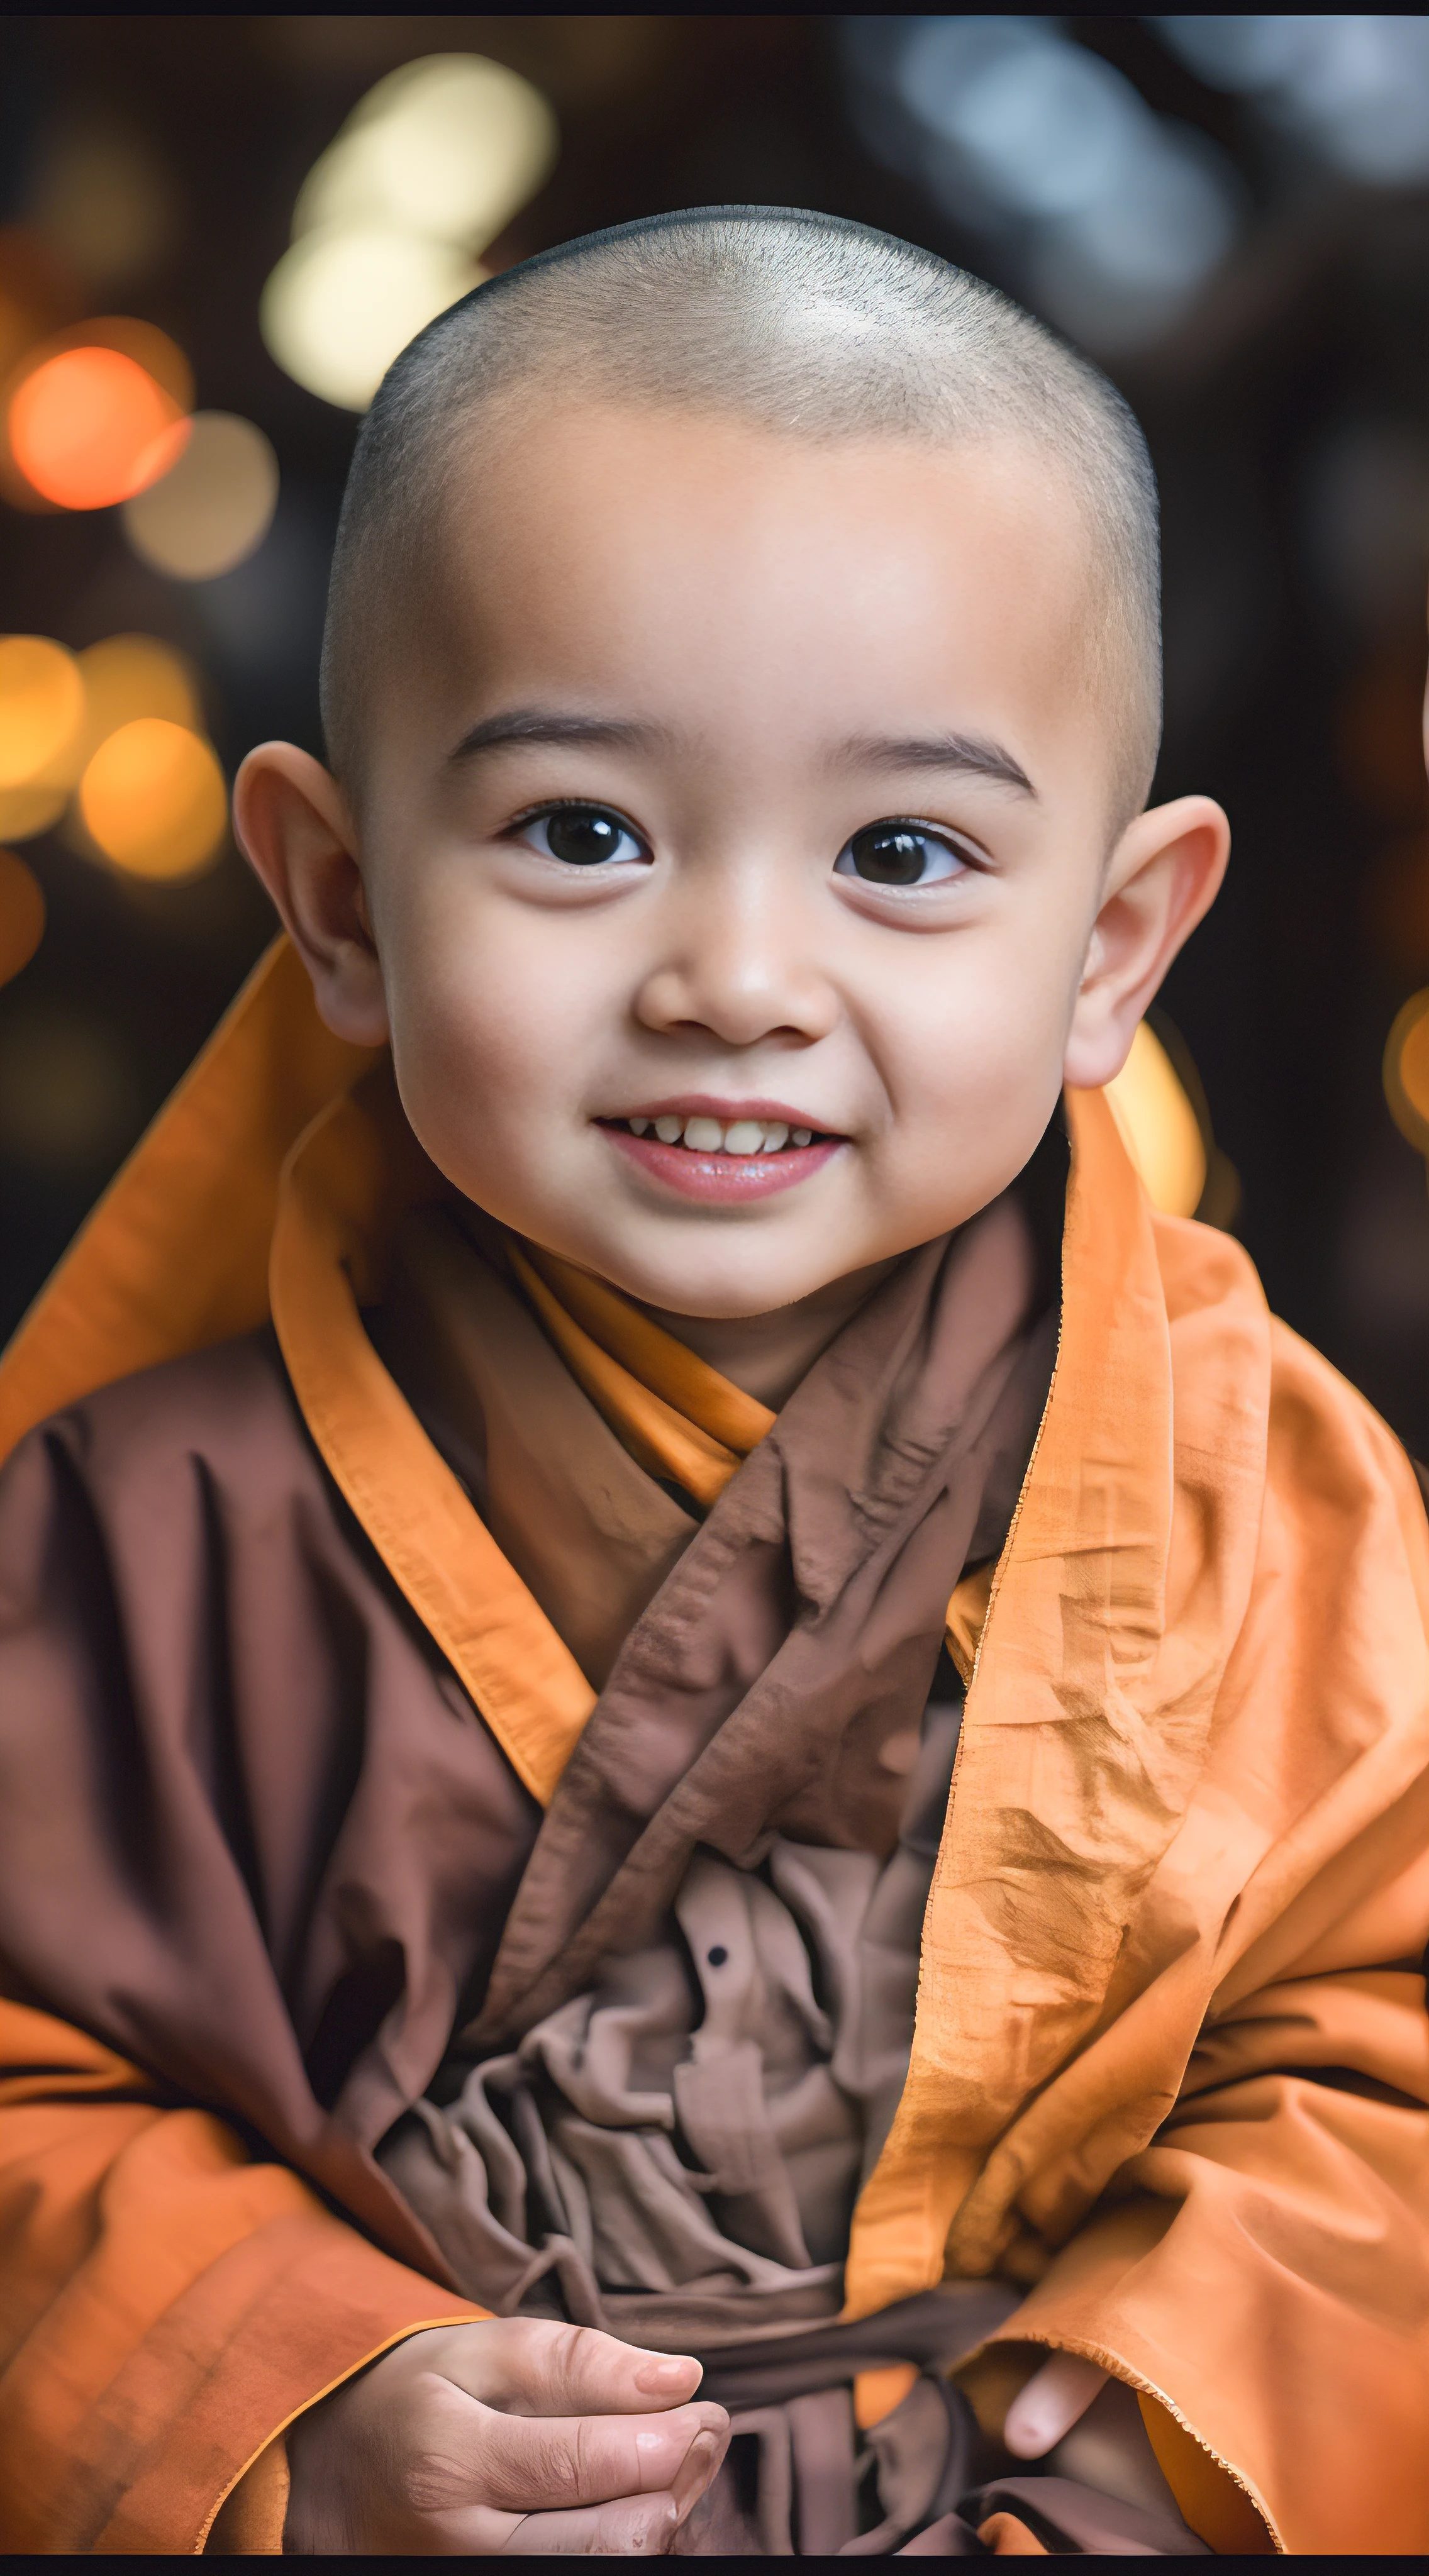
{"left": 122, "top": 411, "right": 279, "bottom": 580}
{"left": 0, "top": 633, "right": 84, "bottom": 789}
{"left": 79, "top": 718, "right": 226, "bottom": 880}
{"left": 1104, "top": 1020, "right": 1208, "bottom": 1218}
{"left": 0, "top": 780, "right": 68, "bottom": 839}
{"left": 0, "top": 635, "right": 84, "bottom": 836}
{"left": 261, "top": 224, "right": 480, "bottom": 411}
{"left": 294, "top": 55, "right": 557, "bottom": 251}
{"left": 74, "top": 633, "right": 202, "bottom": 767}
{"left": 264, "top": 52, "right": 556, "bottom": 412}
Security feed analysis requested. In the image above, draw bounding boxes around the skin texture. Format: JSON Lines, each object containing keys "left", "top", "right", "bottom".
{"left": 235, "top": 402, "right": 1230, "bottom": 2547}
{"left": 282, "top": 2319, "right": 727, "bottom": 2554}
{"left": 237, "top": 406, "right": 1227, "bottom": 1405}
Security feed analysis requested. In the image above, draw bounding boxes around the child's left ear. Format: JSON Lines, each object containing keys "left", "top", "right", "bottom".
{"left": 1063, "top": 794, "right": 1229, "bottom": 1091}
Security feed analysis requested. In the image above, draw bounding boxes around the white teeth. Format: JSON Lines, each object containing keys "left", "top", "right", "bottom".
{"left": 626, "top": 1113, "right": 815, "bottom": 1152}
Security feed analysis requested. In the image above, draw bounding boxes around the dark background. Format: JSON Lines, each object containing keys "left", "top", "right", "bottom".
{"left": 3, "top": 15, "right": 1428, "bottom": 1445}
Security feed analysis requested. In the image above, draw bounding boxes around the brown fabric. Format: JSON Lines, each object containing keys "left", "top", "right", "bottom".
{"left": 464, "top": 1186, "right": 1057, "bottom": 2051}
{"left": 368, "top": 1176, "right": 1055, "bottom": 2351}
{"left": 372, "top": 1204, "right": 698, "bottom": 1689}
{"left": 2, "top": 1005, "right": 1427, "bottom": 2552}
{"left": 378, "top": 1700, "right": 965, "bottom": 2345}
{"left": 674, "top": 2307, "right": 1205, "bottom": 2555}
{"left": 0, "top": 1136, "right": 1056, "bottom": 2551}
{"left": 0, "top": 1331, "right": 542, "bottom": 2261}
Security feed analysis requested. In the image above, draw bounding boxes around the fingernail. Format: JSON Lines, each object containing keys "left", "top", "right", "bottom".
{"left": 672, "top": 2429, "right": 720, "bottom": 2522}
{"left": 635, "top": 2355, "right": 701, "bottom": 2394}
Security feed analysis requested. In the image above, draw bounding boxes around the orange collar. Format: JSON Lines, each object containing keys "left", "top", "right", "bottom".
{"left": 511, "top": 1241, "right": 772, "bottom": 1509}
{"left": 9, "top": 937, "right": 1428, "bottom": 2549}
{"left": 0, "top": 926, "right": 1125, "bottom": 1829}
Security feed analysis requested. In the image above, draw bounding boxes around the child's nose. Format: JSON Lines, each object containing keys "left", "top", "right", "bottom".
{"left": 631, "top": 882, "right": 840, "bottom": 1050}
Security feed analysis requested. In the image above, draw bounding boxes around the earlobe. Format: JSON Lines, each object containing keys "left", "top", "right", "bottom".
{"left": 233, "top": 744, "right": 391, "bottom": 1048}
{"left": 1063, "top": 794, "right": 1229, "bottom": 1092}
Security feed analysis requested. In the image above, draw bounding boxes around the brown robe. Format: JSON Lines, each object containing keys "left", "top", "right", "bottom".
{"left": 0, "top": 938, "right": 1425, "bottom": 2555}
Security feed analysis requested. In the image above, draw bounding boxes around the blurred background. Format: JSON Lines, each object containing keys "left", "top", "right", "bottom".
{"left": 3, "top": 13, "right": 1429, "bottom": 1443}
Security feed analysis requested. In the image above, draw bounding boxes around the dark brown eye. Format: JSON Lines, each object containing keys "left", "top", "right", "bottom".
{"left": 836, "top": 822, "right": 967, "bottom": 887}
{"left": 521, "top": 806, "right": 647, "bottom": 866}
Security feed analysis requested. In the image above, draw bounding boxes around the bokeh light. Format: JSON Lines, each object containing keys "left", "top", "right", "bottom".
{"left": 0, "top": 635, "right": 84, "bottom": 789}
{"left": 261, "top": 225, "right": 480, "bottom": 412}
{"left": 847, "top": 18, "right": 1241, "bottom": 355}
{"left": 8, "top": 344, "right": 187, "bottom": 509}
{"left": 263, "top": 52, "right": 555, "bottom": 411}
{"left": 78, "top": 716, "right": 226, "bottom": 879}
{"left": 0, "top": 848, "right": 46, "bottom": 987}
{"left": 74, "top": 316, "right": 192, "bottom": 413}
{"left": 123, "top": 411, "right": 279, "bottom": 579}
{"left": 1384, "top": 990, "right": 1429, "bottom": 1156}
{"left": 73, "top": 633, "right": 202, "bottom": 764}
{"left": 294, "top": 54, "right": 557, "bottom": 250}
{"left": 1157, "top": 16, "right": 1429, "bottom": 185}
{"left": 0, "top": 635, "right": 85, "bottom": 839}
{"left": 1104, "top": 1020, "right": 1208, "bottom": 1218}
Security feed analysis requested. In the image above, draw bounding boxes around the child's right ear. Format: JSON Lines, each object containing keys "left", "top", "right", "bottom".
{"left": 233, "top": 743, "right": 390, "bottom": 1048}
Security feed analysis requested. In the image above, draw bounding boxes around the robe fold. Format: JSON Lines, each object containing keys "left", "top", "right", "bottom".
{"left": 0, "top": 936, "right": 1425, "bottom": 2555}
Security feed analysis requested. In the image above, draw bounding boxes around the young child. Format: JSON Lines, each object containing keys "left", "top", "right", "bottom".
{"left": 0, "top": 211, "right": 1425, "bottom": 2558}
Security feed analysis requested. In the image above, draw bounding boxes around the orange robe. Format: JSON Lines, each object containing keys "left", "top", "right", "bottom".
{"left": 0, "top": 938, "right": 1425, "bottom": 2553}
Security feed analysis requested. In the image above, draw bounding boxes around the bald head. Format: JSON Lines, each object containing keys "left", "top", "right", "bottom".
{"left": 321, "top": 208, "right": 1161, "bottom": 823}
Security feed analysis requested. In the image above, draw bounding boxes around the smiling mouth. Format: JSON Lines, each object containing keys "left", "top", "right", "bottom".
{"left": 601, "top": 1112, "right": 831, "bottom": 1155}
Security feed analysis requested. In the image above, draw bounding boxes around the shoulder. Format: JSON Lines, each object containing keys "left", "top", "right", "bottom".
{"left": 0, "top": 1330, "right": 326, "bottom": 1540}
{"left": 1157, "top": 1211, "right": 1429, "bottom": 1600}
{"left": 1150, "top": 1206, "right": 1428, "bottom": 1544}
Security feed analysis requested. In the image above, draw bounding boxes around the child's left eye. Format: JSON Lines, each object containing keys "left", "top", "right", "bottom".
{"left": 516, "top": 806, "right": 648, "bottom": 867}
{"left": 834, "top": 821, "right": 972, "bottom": 887}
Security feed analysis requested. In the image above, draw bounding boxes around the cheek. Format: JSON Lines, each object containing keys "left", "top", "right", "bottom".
{"left": 877, "top": 940, "right": 1073, "bottom": 1111}
{"left": 867, "top": 930, "right": 1076, "bottom": 1199}
{"left": 376, "top": 883, "right": 608, "bottom": 1177}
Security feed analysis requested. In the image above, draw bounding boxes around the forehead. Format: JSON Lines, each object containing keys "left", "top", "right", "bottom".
{"left": 411, "top": 404, "right": 1103, "bottom": 770}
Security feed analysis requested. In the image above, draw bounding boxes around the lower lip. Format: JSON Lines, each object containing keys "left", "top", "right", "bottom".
{"left": 601, "top": 1124, "right": 845, "bottom": 1203}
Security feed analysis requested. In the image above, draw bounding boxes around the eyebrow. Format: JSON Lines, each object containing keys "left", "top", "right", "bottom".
{"left": 833, "top": 730, "right": 1037, "bottom": 796}
{"left": 447, "top": 708, "right": 1037, "bottom": 797}
{"left": 448, "top": 708, "right": 667, "bottom": 763}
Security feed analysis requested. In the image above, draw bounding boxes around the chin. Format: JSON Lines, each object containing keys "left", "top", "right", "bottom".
{"left": 603, "top": 1250, "right": 825, "bottom": 1321}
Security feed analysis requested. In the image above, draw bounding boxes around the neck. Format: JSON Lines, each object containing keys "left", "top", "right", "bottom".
{"left": 638, "top": 1257, "right": 899, "bottom": 1409}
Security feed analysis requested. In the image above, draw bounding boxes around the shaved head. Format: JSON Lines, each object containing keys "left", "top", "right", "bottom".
{"left": 321, "top": 208, "right": 1161, "bottom": 824}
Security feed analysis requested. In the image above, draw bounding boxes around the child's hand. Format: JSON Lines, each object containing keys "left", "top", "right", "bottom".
{"left": 283, "top": 2316, "right": 730, "bottom": 2553}
{"left": 1003, "top": 2351, "right": 1108, "bottom": 2457}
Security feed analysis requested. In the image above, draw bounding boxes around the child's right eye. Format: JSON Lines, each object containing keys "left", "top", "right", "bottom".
{"left": 514, "top": 806, "right": 649, "bottom": 867}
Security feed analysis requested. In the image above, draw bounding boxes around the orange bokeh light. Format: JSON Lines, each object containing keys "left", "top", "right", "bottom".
{"left": 79, "top": 718, "right": 226, "bottom": 879}
{"left": 8, "top": 345, "right": 188, "bottom": 510}
{"left": 0, "top": 847, "right": 46, "bottom": 987}
{"left": 1383, "top": 989, "right": 1429, "bottom": 1155}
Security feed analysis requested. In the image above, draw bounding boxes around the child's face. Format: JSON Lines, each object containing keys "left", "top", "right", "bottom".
{"left": 240, "top": 408, "right": 1226, "bottom": 1321}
